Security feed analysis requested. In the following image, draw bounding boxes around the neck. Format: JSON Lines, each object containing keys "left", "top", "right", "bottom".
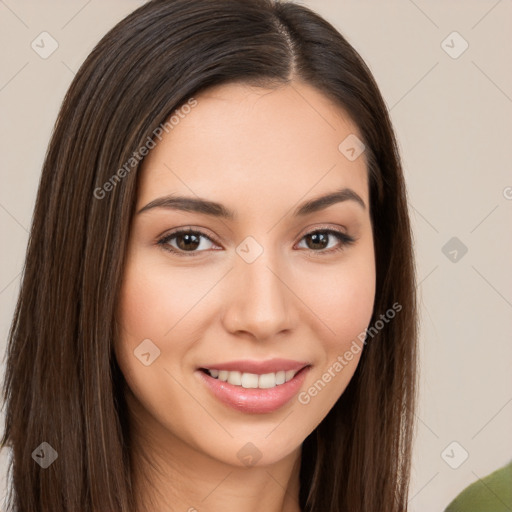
{"left": 126, "top": 388, "right": 303, "bottom": 512}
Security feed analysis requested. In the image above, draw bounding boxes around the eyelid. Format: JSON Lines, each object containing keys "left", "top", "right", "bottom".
{"left": 296, "top": 223, "right": 348, "bottom": 240}
{"left": 157, "top": 226, "right": 221, "bottom": 256}
{"left": 294, "top": 225, "right": 356, "bottom": 254}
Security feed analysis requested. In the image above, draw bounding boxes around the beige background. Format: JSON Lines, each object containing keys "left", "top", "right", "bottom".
{"left": 1, "top": 1, "right": 511, "bottom": 510}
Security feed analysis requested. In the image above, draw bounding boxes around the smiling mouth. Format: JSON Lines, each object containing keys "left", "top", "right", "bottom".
{"left": 196, "top": 364, "right": 312, "bottom": 414}
{"left": 199, "top": 367, "right": 307, "bottom": 389}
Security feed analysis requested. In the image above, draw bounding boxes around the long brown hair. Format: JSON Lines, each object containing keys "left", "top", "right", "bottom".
{"left": 1, "top": 0, "right": 418, "bottom": 510}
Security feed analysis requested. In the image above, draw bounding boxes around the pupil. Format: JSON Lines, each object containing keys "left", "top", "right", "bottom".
{"left": 308, "top": 232, "right": 327, "bottom": 250}
{"left": 178, "top": 233, "right": 200, "bottom": 251}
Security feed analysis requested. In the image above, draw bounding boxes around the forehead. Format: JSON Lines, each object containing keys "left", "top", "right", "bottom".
{"left": 137, "top": 81, "right": 369, "bottom": 210}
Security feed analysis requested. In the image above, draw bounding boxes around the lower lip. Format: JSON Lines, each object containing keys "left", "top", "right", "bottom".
{"left": 196, "top": 366, "right": 311, "bottom": 414}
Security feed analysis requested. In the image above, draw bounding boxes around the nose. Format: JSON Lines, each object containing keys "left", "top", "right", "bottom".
{"left": 221, "top": 248, "right": 298, "bottom": 341}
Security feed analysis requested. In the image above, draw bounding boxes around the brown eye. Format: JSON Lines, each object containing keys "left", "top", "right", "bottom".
{"left": 157, "top": 229, "right": 217, "bottom": 256}
{"left": 297, "top": 229, "right": 355, "bottom": 254}
{"left": 304, "top": 232, "right": 330, "bottom": 250}
{"left": 174, "top": 232, "right": 201, "bottom": 251}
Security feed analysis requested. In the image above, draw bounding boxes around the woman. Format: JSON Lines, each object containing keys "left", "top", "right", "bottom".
{"left": 0, "top": 0, "right": 418, "bottom": 510}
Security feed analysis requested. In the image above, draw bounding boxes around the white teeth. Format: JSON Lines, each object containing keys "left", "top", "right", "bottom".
{"left": 241, "top": 373, "right": 259, "bottom": 388}
{"left": 205, "top": 368, "right": 299, "bottom": 388}
{"left": 227, "top": 371, "right": 242, "bottom": 386}
{"left": 258, "top": 373, "right": 276, "bottom": 388}
{"left": 285, "top": 370, "right": 295, "bottom": 381}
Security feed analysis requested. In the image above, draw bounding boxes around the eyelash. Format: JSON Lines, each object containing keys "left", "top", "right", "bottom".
{"left": 156, "top": 227, "right": 356, "bottom": 258}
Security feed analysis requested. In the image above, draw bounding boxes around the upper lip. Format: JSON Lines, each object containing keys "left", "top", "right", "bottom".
{"left": 199, "top": 358, "right": 310, "bottom": 375}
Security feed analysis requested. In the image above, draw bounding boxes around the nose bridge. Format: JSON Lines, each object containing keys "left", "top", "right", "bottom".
{"left": 222, "top": 239, "right": 294, "bottom": 339}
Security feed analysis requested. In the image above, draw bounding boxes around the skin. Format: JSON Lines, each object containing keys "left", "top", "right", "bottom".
{"left": 114, "top": 80, "right": 376, "bottom": 512}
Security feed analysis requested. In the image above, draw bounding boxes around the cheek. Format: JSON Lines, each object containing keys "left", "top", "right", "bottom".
{"left": 297, "top": 241, "right": 376, "bottom": 351}
{"left": 113, "top": 255, "right": 210, "bottom": 430}
{"left": 317, "top": 267, "right": 375, "bottom": 345}
{"left": 294, "top": 244, "right": 375, "bottom": 408}
{"left": 114, "top": 250, "right": 224, "bottom": 400}
{"left": 116, "top": 254, "right": 211, "bottom": 346}
{"left": 295, "top": 288, "right": 374, "bottom": 415}
{"left": 114, "top": 255, "right": 182, "bottom": 385}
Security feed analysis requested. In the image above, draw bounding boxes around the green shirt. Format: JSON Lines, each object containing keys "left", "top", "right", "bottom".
{"left": 444, "top": 460, "right": 512, "bottom": 512}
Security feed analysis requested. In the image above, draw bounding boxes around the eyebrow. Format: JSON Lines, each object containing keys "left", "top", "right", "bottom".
{"left": 137, "top": 187, "right": 366, "bottom": 218}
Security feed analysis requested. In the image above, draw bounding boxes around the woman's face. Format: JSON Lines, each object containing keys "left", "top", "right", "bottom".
{"left": 115, "top": 81, "right": 376, "bottom": 467}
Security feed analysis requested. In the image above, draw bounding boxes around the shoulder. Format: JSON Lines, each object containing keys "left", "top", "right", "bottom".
{"left": 444, "top": 460, "right": 512, "bottom": 512}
